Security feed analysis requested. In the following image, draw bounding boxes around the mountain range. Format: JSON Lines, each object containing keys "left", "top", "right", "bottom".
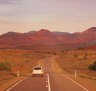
{"left": 0, "top": 27, "right": 96, "bottom": 51}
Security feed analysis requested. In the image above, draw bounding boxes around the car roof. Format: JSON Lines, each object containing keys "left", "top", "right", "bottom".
{"left": 33, "top": 66, "right": 42, "bottom": 68}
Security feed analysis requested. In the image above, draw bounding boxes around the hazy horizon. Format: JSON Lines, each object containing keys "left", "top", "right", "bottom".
{"left": 0, "top": 0, "right": 96, "bottom": 34}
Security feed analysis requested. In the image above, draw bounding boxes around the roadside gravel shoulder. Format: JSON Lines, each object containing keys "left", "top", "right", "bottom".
{"left": 0, "top": 76, "right": 25, "bottom": 91}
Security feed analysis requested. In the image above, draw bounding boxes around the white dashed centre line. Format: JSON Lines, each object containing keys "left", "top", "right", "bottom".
{"left": 46, "top": 73, "right": 51, "bottom": 91}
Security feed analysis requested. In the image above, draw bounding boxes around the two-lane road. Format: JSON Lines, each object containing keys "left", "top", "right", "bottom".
{"left": 7, "top": 75, "right": 48, "bottom": 91}
{"left": 6, "top": 57, "right": 89, "bottom": 91}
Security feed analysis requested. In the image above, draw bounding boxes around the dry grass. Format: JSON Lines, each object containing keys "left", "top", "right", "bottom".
{"left": 55, "top": 50, "right": 96, "bottom": 78}
{"left": 0, "top": 49, "right": 44, "bottom": 73}
{"left": 0, "top": 49, "right": 45, "bottom": 91}
{"left": 54, "top": 50, "right": 96, "bottom": 91}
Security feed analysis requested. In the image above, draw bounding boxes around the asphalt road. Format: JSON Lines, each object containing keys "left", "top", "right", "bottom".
{"left": 6, "top": 57, "right": 89, "bottom": 91}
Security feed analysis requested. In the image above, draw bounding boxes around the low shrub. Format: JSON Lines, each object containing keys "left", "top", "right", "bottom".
{"left": 0, "top": 61, "right": 12, "bottom": 71}
{"left": 88, "top": 61, "right": 96, "bottom": 71}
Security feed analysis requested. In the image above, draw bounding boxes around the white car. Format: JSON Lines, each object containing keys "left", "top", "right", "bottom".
{"left": 32, "top": 66, "right": 44, "bottom": 77}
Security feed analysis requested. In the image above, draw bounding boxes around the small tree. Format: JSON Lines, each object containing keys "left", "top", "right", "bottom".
{"left": 0, "top": 61, "right": 12, "bottom": 71}
{"left": 88, "top": 61, "right": 96, "bottom": 71}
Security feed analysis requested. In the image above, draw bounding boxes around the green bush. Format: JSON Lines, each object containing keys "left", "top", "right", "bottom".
{"left": 0, "top": 61, "right": 12, "bottom": 71}
{"left": 88, "top": 61, "right": 96, "bottom": 71}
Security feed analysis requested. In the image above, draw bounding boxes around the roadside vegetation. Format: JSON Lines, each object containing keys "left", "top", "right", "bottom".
{"left": 0, "top": 61, "right": 11, "bottom": 71}
{"left": 0, "top": 49, "right": 45, "bottom": 90}
{"left": 55, "top": 50, "right": 96, "bottom": 79}
{"left": 89, "top": 61, "right": 96, "bottom": 71}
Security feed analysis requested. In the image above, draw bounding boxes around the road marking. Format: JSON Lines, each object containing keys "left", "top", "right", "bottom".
{"left": 46, "top": 80, "right": 48, "bottom": 87}
{"left": 63, "top": 74, "right": 89, "bottom": 91}
{"left": 6, "top": 76, "right": 29, "bottom": 91}
{"left": 47, "top": 73, "right": 51, "bottom": 91}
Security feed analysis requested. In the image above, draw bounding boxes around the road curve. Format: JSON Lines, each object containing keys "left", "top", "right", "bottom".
{"left": 6, "top": 56, "right": 89, "bottom": 91}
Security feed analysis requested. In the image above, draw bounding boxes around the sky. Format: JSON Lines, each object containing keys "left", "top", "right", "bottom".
{"left": 0, "top": 0, "right": 96, "bottom": 34}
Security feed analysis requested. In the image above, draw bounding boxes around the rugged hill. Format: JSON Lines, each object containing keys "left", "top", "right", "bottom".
{"left": 0, "top": 27, "right": 96, "bottom": 50}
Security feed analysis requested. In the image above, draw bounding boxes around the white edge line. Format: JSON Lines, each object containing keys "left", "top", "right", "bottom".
{"left": 63, "top": 74, "right": 89, "bottom": 91}
{"left": 6, "top": 76, "right": 29, "bottom": 91}
{"left": 47, "top": 73, "right": 51, "bottom": 91}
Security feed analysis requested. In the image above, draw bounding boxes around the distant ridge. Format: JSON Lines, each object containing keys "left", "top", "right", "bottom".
{"left": 0, "top": 27, "right": 96, "bottom": 50}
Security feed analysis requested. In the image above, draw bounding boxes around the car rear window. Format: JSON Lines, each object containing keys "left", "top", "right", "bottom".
{"left": 34, "top": 67, "right": 41, "bottom": 70}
